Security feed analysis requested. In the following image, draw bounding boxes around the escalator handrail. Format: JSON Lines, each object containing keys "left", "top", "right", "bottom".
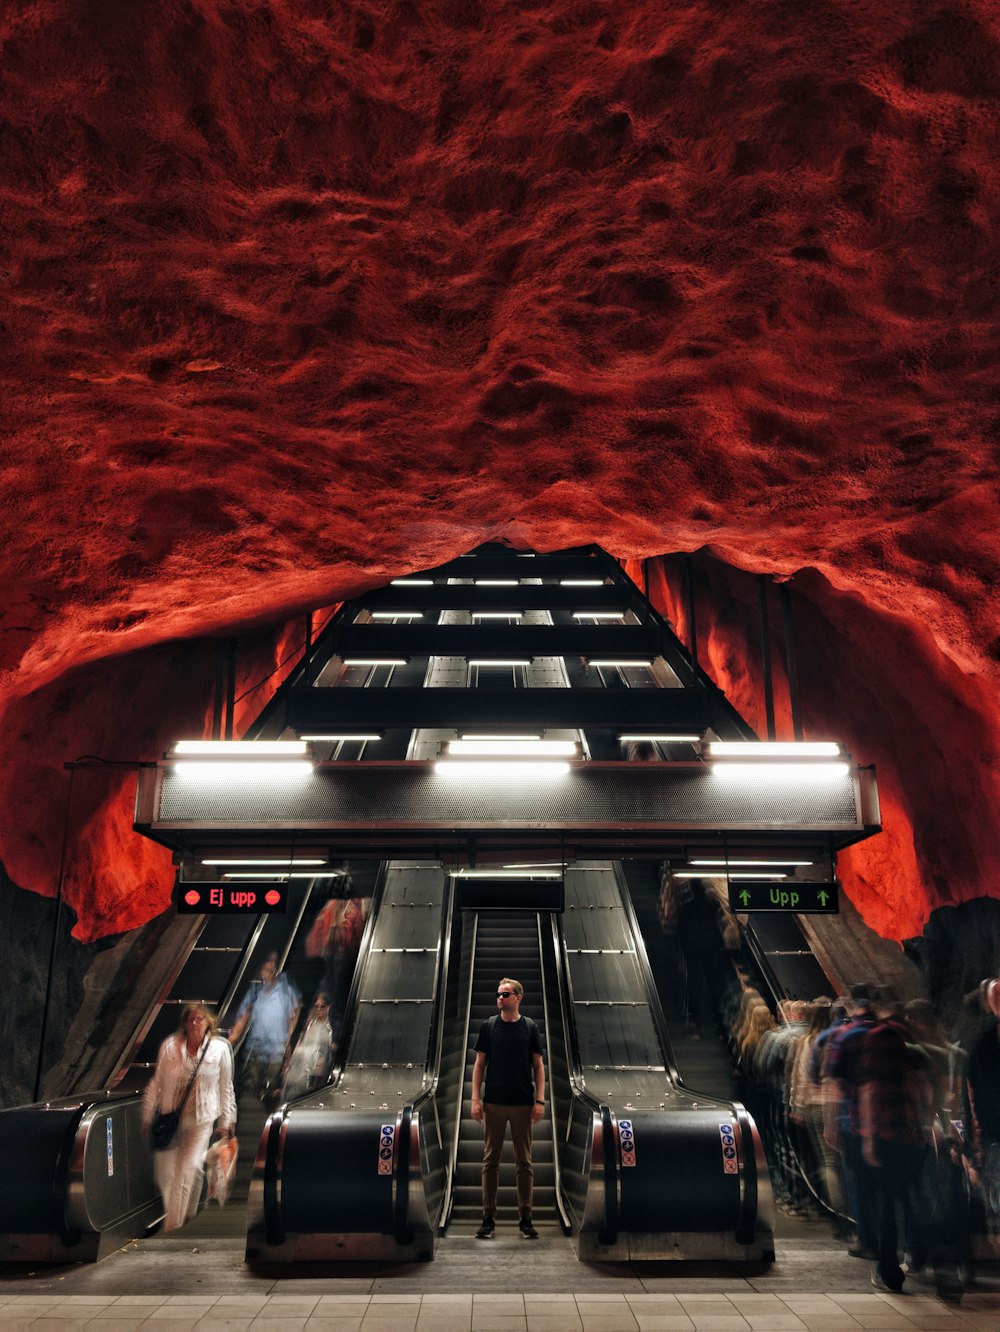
{"left": 406, "top": 872, "right": 456, "bottom": 1114}
{"left": 440, "top": 905, "right": 477, "bottom": 1226}
{"left": 547, "top": 909, "right": 616, "bottom": 1243}
{"left": 535, "top": 914, "right": 572, "bottom": 1231}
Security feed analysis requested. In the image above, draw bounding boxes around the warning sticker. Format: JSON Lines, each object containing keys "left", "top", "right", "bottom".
{"left": 719, "top": 1122, "right": 738, "bottom": 1175}
{"left": 619, "top": 1118, "right": 636, "bottom": 1168}
{"left": 378, "top": 1122, "right": 395, "bottom": 1176}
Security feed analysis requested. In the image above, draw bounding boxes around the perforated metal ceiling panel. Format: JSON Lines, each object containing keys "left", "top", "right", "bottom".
{"left": 152, "top": 762, "right": 860, "bottom": 832}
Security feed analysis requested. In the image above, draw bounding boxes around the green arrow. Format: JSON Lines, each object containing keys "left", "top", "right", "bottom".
{"left": 739, "top": 889, "right": 751, "bottom": 906}
{"left": 817, "top": 890, "right": 829, "bottom": 907}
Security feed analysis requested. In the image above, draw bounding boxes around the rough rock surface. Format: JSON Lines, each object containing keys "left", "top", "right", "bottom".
{"left": 1, "top": 1, "right": 997, "bottom": 943}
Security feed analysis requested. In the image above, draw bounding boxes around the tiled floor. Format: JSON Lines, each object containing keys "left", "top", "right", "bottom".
{"left": 1, "top": 1290, "right": 1000, "bottom": 1330}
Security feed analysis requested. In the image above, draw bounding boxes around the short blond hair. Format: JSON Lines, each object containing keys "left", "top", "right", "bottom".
{"left": 499, "top": 977, "right": 523, "bottom": 997}
{"left": 177, "top": 1002, "right": 219, "bottom": 1039}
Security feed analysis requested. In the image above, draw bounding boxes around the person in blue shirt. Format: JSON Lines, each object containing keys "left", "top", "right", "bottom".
{"left": 229, "top": 952, "right": 301, "bottom": 1102}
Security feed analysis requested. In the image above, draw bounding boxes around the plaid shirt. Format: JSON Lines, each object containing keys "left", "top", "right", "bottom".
{"left": 824, "top": 1014, "right": 875, "bottom": 1135}
{"left": 857, "top": 1019, "right": 933, "bottom": 1147}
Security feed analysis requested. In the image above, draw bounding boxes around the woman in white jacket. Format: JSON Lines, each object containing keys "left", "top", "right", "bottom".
{"left": 142, "top": 1003, "right": 236, "bottom": 1231}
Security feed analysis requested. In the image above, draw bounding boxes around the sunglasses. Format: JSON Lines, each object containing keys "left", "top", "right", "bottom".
{"left": 497, "top": 990, "right": 514, "bottom": 998}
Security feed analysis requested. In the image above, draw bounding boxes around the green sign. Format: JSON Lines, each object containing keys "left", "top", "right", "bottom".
{"left": 727, "top": 882, "right": 839, "bottom": 914}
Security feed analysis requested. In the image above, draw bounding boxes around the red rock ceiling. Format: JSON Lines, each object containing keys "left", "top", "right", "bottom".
{"left": 1, "top": 1, "right": 997, "bottom": 942}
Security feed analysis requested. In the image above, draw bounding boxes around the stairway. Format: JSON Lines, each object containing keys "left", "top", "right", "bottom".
{"left": 449, "top": 911, "right": 557, "bottom": 1229}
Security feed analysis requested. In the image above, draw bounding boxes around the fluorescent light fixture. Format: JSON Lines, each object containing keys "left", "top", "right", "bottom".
{"left": 172, "top": 740, "right": 307, "bottom": 757}
{"left": 588, "top": 659, "right": 654, "bottom": 668}
{"left": 674, "top": 870, "right": 788, "bottom": 880}
{"left": 448, "top": 868, "right": 562, "bottom": 879}
{"left": 390, "top": 578, "right": 434, "bottom": 585}
{"left": 503, "top": 862, "right": 565, "bottom": 870}
{"left": 446, "top": 739, "right": 578, "bottom": 757}
{"left": 202, "top": 858, "right": 325, "bottom": 866}
{"left": 300, "top": 733, "right": 383, "bottom": 742}
{"left": 222, "top": 873, "right": 289, "bottom": 880}
{"left": 459, "top": 733, "right": 543, "bottom": 742}
{"left": 342, "top": 658, "right": 409, "bottom": 666}
{"left": 712, "top": 762, "right": 850, "bottom": 781}
{"left": 468, "top": 658, "right": 532, "bottom": 667}
{"left": 707, "top": 741, "right": 842, "bottom": 758}
{"left": 691, "top": 858, "right": 812, "bottom": 867}
{"left": 435, "top": 760, "right": 570, "bottom": 778}
{"left": 572, "top": 612, "right": 625, "bottom": 620}
{"left": 618, "top": 733, "right": 702, "bottom": 743}
{"left": 370, "top": 611, "right": 423, "bottom": 620}
{"left": 472, "top": 612, "right": 523, "bottom": 619}
{"left": 475, "top": 579, "right": 519, "bottom": 586}
{"left": 560, "top": 579, "right": 604, "bottom": 586}
{"left": 175, "top": 762, "right": 313, "bottom": 780}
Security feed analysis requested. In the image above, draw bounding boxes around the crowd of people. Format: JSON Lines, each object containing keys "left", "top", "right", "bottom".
{"left": 728, "top": 975, "right": 1000, "bottom": 1298}
{"left": 140, "top": 887, "right": 369, "bottom": 1233}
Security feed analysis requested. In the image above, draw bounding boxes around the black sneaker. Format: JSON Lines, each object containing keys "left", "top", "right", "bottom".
{"left": 519, "top": 1216, "right": 539, "bottom": 1239}
{"left": 475, "top": 1215, "right": 495, "bottom": 1239}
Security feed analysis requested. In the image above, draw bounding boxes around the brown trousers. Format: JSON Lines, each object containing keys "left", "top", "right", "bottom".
{"left": 482, "top": 1102, "right": 534, "bottom": 1218}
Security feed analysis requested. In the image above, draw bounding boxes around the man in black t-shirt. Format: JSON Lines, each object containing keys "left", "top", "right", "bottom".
{"left": 471, "top": 976, "right": 545, "bottom": 1239}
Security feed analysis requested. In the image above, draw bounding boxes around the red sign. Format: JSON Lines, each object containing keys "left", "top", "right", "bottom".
{"left": 175, "top": 882, "right": 288, "bottom": 914}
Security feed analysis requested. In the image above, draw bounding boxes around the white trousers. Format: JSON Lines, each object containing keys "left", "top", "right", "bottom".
{"left": 154, "top": 1121, "right": 213, "bottom": 1231}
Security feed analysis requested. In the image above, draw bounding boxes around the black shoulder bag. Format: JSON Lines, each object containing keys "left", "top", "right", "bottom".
{"left": 150, "top": 1037, "right": 211, "bottom": 1151}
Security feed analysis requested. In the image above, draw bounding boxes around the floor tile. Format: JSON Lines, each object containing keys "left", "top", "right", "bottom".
{"left": 744, "top": 1318, "right": 807, "bottom": 1331}
{"left": 626, "top": 1297, "right": 684, "bottom": 1308}
{"left": 523, "top": 1319, "right": 582, "bottom": 1332}
{"left": 688, "top": 1321, "right": 750, "bottom": 1332}
{"left": 304, "top": 1322, "right": 365, "bottom": 1332}
{"left": 193, "top": 1320, "right": 255, "bottom": 1332}
{"left": 633, "top": 1320, "right": 695, "bottom": 1332}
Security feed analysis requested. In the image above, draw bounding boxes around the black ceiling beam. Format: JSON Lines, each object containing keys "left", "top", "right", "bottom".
{"left": 401, "top": 554, "right": 619, "bottom": 581}
{"left": 287, "top": 686, "right": 713, "bottom": 732}
{"left": 330, "top": 624, "right": 663, "bottom": 659}
{"left": 358, "top": 585, "right": 643, "bottom": 613}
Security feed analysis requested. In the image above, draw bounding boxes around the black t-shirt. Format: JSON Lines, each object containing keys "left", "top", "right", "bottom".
{"left": 475, "top": 1014, "right": 543, "bottom": 1105}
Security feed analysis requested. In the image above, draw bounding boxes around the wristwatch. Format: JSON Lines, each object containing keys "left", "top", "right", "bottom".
{"left": 535, "top": 1099, "right": 545, "bottom": 1105}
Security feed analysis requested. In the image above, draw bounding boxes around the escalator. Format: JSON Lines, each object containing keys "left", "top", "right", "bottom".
{"left": 247, "top": 858, "right": 774, "bottom": 1263}
{"left": 448, "top": 911, "right": 559, "bottom": 1230}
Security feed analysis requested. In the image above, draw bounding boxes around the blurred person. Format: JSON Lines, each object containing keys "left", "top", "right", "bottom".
{"left": 229, "top": 952, "right": 301, "bottom": 1102}
{"left": 808, "top": 996, "right": 852, "bottom": 1236}
{"left": 142, "top": 1003, "right": 235, "bottom": 1232}
{"left": 964, "top": 977, "right": 1000, "bottom": 1234}
{"left": 824, "top": 983, "right": 879, "bottom": 1261}
{"left": 281, "top": 991, "right": 336, "bottom": 1099}
{"left": 760, "top": 999, "right": 809, "bottom": 1213}
{"left": 905, "top": 998, "right": 970, "bottom": 1298}
{"left": 306, "top": 890, "right": 368, "bottom": 1038}
{"left": 788, "top": 999, "right": 833, "bottom": 1216}
{"left": 857, "top": 985, "right": 934, "bottom": 1293}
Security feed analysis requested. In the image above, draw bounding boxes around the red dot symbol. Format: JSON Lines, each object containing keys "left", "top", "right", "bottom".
{"left": 265, "top": 889, "right": 281, "bottom": 906}
{"left": 184, "top": 889, "right": 201, "bottom": 906}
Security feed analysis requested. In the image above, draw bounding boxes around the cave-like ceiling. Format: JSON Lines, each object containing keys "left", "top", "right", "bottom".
{"left": 1, "top": 1, "right": 997, "bottom": 943}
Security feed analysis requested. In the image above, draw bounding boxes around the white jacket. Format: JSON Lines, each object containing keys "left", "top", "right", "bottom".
{"left": 143, "top": 1034, "right": 236, "bottom": 1132}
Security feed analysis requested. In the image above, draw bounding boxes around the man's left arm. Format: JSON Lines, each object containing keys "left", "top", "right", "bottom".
{"left": 532, "top": 1052, "right": 545, "bottom": 1123}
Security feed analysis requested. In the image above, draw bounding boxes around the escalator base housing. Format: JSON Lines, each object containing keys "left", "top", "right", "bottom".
{"left": 246, "top": 1230, "right": 434, "bottom": 1263}
{"left": 577, "top": 1230, "right": 775, "bottom": 1263}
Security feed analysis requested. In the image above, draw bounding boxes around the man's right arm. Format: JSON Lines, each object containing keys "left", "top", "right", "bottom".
{"left": 471, "top": 1051, "right": 487, "bottom": 1123}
